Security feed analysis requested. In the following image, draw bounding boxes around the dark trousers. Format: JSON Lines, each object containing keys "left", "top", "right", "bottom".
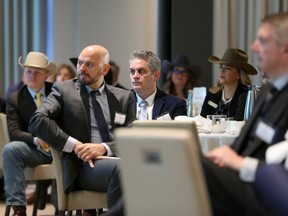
{"left": 255, "top": 164, "right": 288, "bottom": 216}
{"left": 77, "top": 159, "right": 121, "bottom": 209}
{"left": 202, "top": 156, "right": 271, "bottom": 216}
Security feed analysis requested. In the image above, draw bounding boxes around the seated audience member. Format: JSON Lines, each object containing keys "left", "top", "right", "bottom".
{"left": 49, "top": 63, "right": 76, "bottom": 83}
{"left": 129, "top": 50, "right": 187, "bottom": 119}
{"left": 109, "top": 60, "right": 127, "bottom": 89}
{"left": 105, "top": 11, "right": 288, "bottom": 216}
{"left": 29, "top": 45, "right": 135, "bottom": 216}
{"left": 0, "top": 96, "right": 6, "bottom": 113}
{"left": 2, "top": 51, "right": 56, "bottom": 216}
{"left": 200, "top": 48, "right": 257, "bottom": 120}
{"left": 162, "top": 54, "right": 201, "bottom": 100}
{"left": 203, "top": 11, "right": 288, "bottom": 216}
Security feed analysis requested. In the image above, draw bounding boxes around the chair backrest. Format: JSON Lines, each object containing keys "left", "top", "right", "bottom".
{"left": 0, "top": 113, "right": 10, "bottom": 177}
{"left": 132, "top": 120, "right": 202, "bottom": 152}
{"left": 115, "top": 126, "right": 212, "bottom": 216}
{"left": 50, "top": 147, "right": 68, "bottom": 211}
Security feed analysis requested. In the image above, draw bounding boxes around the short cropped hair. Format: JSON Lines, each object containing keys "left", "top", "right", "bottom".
{"left": 129, "top": 50, "right": 161, "bottom": 74}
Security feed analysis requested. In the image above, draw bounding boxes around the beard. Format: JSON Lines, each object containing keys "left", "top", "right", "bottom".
{"left": 78, "top": 73, "right": 91, "bottom": 85}
{"left": 78, "top": 71, "right": 103, "bottom": 86}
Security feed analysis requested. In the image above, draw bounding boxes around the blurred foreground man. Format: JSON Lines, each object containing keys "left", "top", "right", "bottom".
{"left": 204, "top": 11, "right": 288, "bottom": 216}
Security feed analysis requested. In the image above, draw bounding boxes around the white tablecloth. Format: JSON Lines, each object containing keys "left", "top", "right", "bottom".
{"left": 199, "top": 133, "right": 238, "bottom": 154}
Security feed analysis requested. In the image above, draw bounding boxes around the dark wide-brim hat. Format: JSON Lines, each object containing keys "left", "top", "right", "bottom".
{"left": 162, "top": 54, "right": 201, "bottom": 78}
{"left": 69, "top": 57, "right": 78, "bottom": 69}
{"left": 208, "top": 48, "right": 257, "bottom": 75}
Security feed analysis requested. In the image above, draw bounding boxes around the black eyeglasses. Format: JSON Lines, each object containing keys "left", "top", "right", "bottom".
{"left": 172, "top": 68, "right": 188, "bottom": 75}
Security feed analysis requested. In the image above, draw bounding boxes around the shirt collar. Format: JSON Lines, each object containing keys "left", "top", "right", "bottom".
{"left": 136, "top": 89, "right": 157, "bottom": 107}
{"left": 85, "top": 82, "right": 106, "bottom": 95}
{"left": 27, "top": 84, "right": 46, "bottom": 98}
{"left": 271, "top": 75, "right": 288, "bottom": 91}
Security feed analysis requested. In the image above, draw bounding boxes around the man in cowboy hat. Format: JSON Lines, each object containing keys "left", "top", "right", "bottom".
{"left": 129, "top": 50, "right": 187, "bottom": 120}
{"left": 2, "top": 51, "right": 56, "bottom": 216}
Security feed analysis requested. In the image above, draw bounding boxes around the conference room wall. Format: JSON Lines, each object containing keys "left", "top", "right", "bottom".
{"left": 54, "top": 0, "right": 158, "bottom": 89}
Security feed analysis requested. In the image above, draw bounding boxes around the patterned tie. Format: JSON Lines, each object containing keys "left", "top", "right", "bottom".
{"left": 138, "top": 100, "right": 148, "bottom": 120}
{"left": 35, "top": 93, "right": 42, "bottom": 108}
{"left": 91, "top": 90, "right": 111, "bottom": 142}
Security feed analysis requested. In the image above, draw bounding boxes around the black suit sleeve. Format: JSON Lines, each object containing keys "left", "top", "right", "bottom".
{"left": 6, "top": 93, "right": 34, "bottom": 145}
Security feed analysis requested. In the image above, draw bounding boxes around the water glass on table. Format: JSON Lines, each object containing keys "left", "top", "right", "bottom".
{"left": 206, "top": 115, "right": 227, "bottom": 133}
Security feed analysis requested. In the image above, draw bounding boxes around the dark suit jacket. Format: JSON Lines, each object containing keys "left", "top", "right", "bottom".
{"left": 0, "top": 97, "right": 6, "bottom": 113}
{"left": 200, "top": 83, "right": 248, "bottom": 120}
{"left": 231, "top": 83, "right": 288, "bottom": 160}
{"left": 133, "top": 88, "right": 187, "bottom": 119}
{"left": 6, "top": 82, "right": 53, "bottom": 146}
{"left": 29, "top": 79, "right": 135, "bottom": 192}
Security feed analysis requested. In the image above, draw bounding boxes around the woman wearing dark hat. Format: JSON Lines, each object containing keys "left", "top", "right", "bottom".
{"left": 162, "top": 54, "right": 201, "bottom": 100}
{"left": 200, "top": 48, "right": 257, "bottom": 120}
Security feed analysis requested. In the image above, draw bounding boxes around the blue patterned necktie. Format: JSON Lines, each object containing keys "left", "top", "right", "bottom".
{"left": 138, "top": 100, "right": 148, "bottom": 120}
{"left": 91, "top": 90, "right": 111, "bottom": 142}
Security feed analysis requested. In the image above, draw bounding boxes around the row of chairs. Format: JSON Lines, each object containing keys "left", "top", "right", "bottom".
{"left": 1, "top": 112, "right": 212, "bottom": 216}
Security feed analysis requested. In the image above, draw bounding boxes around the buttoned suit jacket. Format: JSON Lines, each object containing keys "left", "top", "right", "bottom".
{"left": 133, "top": 88, "right": 187, "bottom": 119}
{"left": 29, "top": 79, "right": 135, "bottom": 192}
{"left": 6, "top": 82, "right": 53, "bottom": 145}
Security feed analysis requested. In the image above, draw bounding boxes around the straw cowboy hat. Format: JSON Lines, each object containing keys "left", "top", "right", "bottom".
{"left": 18, "top": 51, "right": 56, "bottom": 74}
{"left": 162, "top": 54, "right": 202, "bottom": 78}
{"left": 208, "top": 48, "right": 257, "bottom": 75}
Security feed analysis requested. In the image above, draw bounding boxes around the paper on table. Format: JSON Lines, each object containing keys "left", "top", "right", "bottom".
{"left": 175, "top": 115, "right": 212, "bottom": 133}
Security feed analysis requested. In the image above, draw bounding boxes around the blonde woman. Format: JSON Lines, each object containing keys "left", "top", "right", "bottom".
{"left": 200, "top": 48, "right": 257, "bottom": 120}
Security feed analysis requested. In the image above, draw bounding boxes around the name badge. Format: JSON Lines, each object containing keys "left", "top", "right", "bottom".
{"left": 285, "top": 130, "right": 288, "bottom": 140}
{"left": 114, "top": 112, "right": 126, "bottom": 125}
{"left": 255, "top": 121, "right": 275, "bottom": 144}
{"left": 156, "top": 113, "right": 172, "bottom": 120}
{"left": 208, "top": 100, "right": 218, "bottom": 109}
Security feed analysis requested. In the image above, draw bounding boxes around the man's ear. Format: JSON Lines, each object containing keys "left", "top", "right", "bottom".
{"left": 102, "top": 64, "right": 111, "bottom": 75}
{"left": 153, "top": 70, "right": 161, "bottom": 81}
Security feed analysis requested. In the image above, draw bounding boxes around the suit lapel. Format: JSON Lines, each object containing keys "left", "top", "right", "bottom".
{"left": 106, "top": 86, "right": 118, "bottom": 129}
{"left": 77, "top": 82, "right": 91, "bottom": 138}
{"left": 18, "top": 87, "right": 37, "bottom": 124}
{"left": 233, "top": 85, "right": 269, "bottom": 152}
{"left": 152, "top": 89, "right": 165, "bottom": 119}
{"left": 234, "top": 84, "right": 288, "bottom": 155}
